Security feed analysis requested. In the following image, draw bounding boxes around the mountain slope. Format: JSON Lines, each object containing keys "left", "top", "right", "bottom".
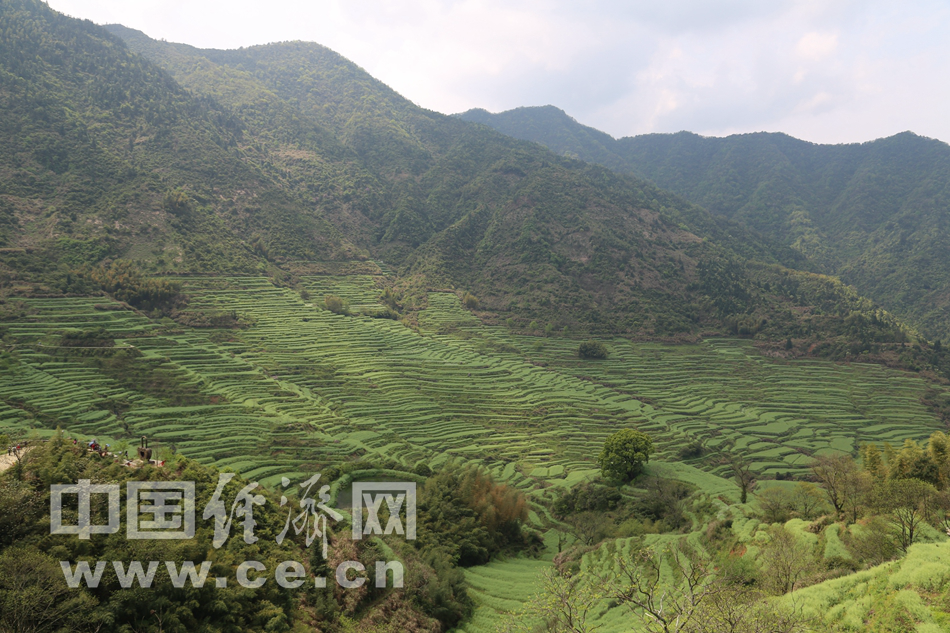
{"left": 0, "top": 0, "right": 367, "bottom": 285}
{"left": 457, "top": 106, "right": 950, "bottom": 339}
{"left": 107, "top": 29, "right": 867, "bottom": 337}
{"left": 0, "top": 0, "right": 917, "bottom": 343}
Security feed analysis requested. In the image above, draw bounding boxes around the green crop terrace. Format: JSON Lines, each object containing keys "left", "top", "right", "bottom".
{"left": 2, "top": 268, "right": 948, "bottom": 630}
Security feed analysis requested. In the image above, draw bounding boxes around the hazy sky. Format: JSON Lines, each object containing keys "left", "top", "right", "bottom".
{"left": 46, "top": 0, "right": 950, "bottom": 144}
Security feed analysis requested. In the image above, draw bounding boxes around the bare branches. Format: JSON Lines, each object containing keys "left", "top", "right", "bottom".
{"left": 604, "top": 540, "right": 723, "bottom": 633}
{"left": 497, "top": 568, "right": 603, "bottom": 633}
{"left": 728, "top": 456, "right": 756, "bottom": 504}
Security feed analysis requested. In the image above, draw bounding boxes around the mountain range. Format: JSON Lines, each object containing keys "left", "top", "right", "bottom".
{"left": 458, "top": 106, "right": 950, "bottom": 340}
{"left": 0, "top": 0, "right": 937, "bottom": 350}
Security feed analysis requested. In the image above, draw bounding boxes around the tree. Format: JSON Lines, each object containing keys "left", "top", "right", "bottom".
{"left": 871, "top": 478, "right": 938, "bottom": 552}
{"left": 811, "top": 454, "right": 860, "bottom": 516}
{"left": 500, "top": 568, "right": 602, "bottom": 633}
{"left": 598, "top": 429, "right": 653, "bottom": 483}
{"left": 595, "top": 539, "right": 805, "bottom": 633}
{"left": 578, "top": 340, "right": 609, "bottom": 359}
{"left": 845, "top": 515, "right": 898, "bottom": 566}
{"left": 757, "top": 526, "right": 817, "bottom": 595}
{"left": 567, "top": 511, "right": 607, "bottom": 546}
{"left": 790, "top": 482, "right": 828, "bottom": 519}
{"left": 728, "top": 456, "right": 755, "bottom": 504}
{"left": 0, "top": 545, "right": 100, "bottom": 632}
{"left": 840, "top": 468, "right": 873, "bottom": 524}
{"left": 685, "top": 585, "right": 807, "bottom": 633}
{"left": 861, "top": 444, "right": 885, "bottom": 478}
{"left": 757, "top": 486, "right": 795, "bottom": 523}
{"left": 462, "top": 292, "right": 479, "bottom": 309}
{"left": 602, "top": 539, "right": 721, "bottom": 633}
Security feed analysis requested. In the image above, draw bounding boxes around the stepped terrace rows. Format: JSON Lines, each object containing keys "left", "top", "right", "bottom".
{"left": 1, "top": 277, "right": 947, "bottom": 492}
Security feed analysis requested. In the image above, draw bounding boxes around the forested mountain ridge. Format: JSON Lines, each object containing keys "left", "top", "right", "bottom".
{"left": 105, "top": 23, "right": 906, "bottom": 340}
{"left": 0, "top": 0, "right": 365, "bottom": 273}
{"left": 0, "top": 0, "right": 923, "bottom": 345}
{"left": 458, "top": 106, "right": 950, "bottom": 339}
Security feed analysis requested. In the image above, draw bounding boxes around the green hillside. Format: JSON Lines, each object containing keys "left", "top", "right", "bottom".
{"left": 0, "top": 0, "right": 921, "bottom": 345}
{"left": 457, "top": 106, "right": 950, "bottom": 340}
{"left": 0, "top": 0, "right": 363, "bottom": 273}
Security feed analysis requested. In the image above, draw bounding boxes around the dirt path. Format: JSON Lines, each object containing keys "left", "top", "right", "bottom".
{"left": 0, "top": 453, "right": 18, "bottom": 473}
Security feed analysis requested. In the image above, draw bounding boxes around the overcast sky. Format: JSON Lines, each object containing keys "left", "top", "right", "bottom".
{"left": 46, "top": 0, "right": 950, "bottom": 145}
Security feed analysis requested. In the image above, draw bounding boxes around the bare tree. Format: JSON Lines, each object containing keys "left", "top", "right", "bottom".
{"left": 811, "top": 454, "right": 859, "bottom": 517}
{"left": 729, "top": 456, "right": 756, "bottom": 504}
{"left": 568, "top": 512, "right": 607, "bottom": 546}
{"left": 840, "top": 469, "right": 874, "bottom": 524}
{"left": 602, "top": 539, "right": 725, "bottom": 633}
{"left": 757, "top": 526, "right": 817, "bottom": 595}
{"left": 498, "top": 568, "right": 602, "bottom": 633}
{"left": 684, "top": 585, "right": 808, "bottom": 633}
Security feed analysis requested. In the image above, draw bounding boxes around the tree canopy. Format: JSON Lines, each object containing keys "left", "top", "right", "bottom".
{"left": 598, "top": 429, "right": 653, "bottom": 482}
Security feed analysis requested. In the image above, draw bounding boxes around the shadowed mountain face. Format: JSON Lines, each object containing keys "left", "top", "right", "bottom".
{"left": 458, "top": 107, "right": 950, "bottom": 339}
{"left": 0, "top": 0, "right": 916, "bottom": 341}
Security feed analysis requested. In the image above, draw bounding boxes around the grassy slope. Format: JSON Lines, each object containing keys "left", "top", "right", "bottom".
{"left": 784, "top": 542, "right": 950, "bottom": 632}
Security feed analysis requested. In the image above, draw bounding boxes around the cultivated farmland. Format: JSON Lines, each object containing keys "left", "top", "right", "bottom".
{"left": 2, "top": 271, "right": 948, "bottom": 628}
{"left": 1, "top": 271, "right": 944, "bottom": 488}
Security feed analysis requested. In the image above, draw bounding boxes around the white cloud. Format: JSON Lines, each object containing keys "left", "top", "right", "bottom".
{"left": 45, "top": 0, "right": 950, "bottom": 144}
{"left": 796, "top": 32, "right": 839, "bottom": 61}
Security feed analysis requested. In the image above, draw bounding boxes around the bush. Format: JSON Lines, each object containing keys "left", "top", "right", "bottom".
{"left": 462, "top": 292, "right": 479, "bottom": 309}
{"left": 553, "top": 481, "right": 623, "bottom": 517}
{"left": 324, "top": 294, "right": 350, "bottom": 315}
{"left": 367, "top": 306, "right": 400, "bottom": 319}
{"left": 678, "top": 440, "right": 704, "bottom": 460}
{"left": 578, "top": 339, "right": 609, "bottom": 359}
{"left": 77, "top": 260, "right": 181, "bottom": 312}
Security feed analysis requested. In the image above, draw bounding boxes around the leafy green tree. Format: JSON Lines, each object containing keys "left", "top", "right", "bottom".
{"left": 578, "top": 339, "right": 609, "bottom": 359}
{"left": 598, "top": 429, "right": 653, "bottom": 482}
{"left": 0, "top": 546, "right": 99, "bottom": 633}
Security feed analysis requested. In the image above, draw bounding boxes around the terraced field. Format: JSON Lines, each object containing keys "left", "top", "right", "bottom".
{"left": 2, "top": 270, "right": 948, "bottom": 629}
{"left": 1, "top": 272, "right": 945, "bottom": 489}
